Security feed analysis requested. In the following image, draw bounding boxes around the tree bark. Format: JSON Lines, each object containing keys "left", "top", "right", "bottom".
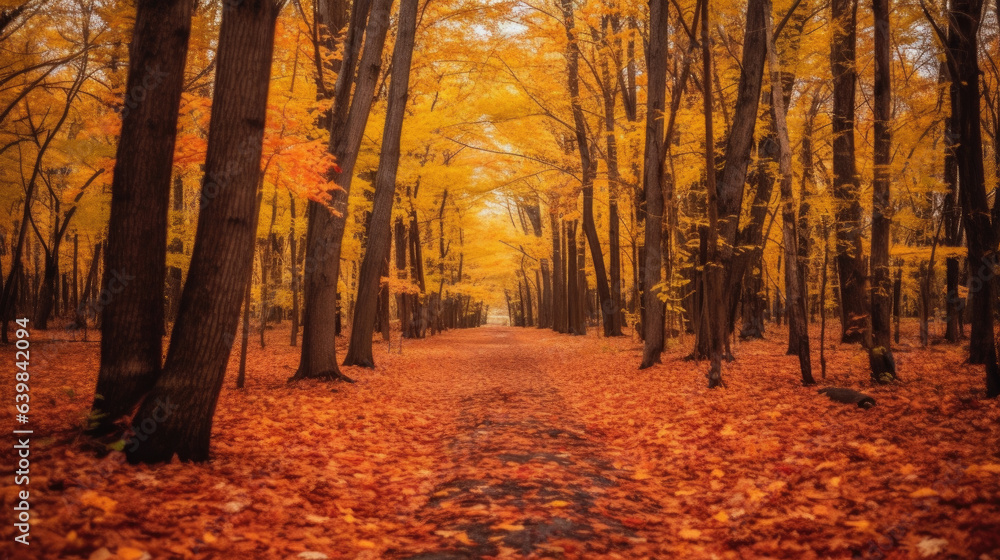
{"left": 344, "top": 0, "right": 418, "bottom": 367}
{"left": 295, "top": 0, "right": 390, "bottom": 380}
{"left": 88, "top": 0, "right": 195, "bottom": 436}
{"left": 559, "top": 0, "right": 615, "bottom": 336}
{"left": 716, "top": 0, "right": 767, "bottom": 339}
{"left": 551, "top": 211, "right": 567, "bottom": 333}
{"left": 127, "top": 0, "right": 283, "bottom": 463}
{"left": 870, "top": 0, "right": 894, "bottom": 362}
{"left": 640, "top": 0, "right": 667, "bottom": 367}
{"left": 701, "top": 0, "right": 726, "bottom": 388}
{"left": 830, "top": 0, "right": 870, "bottom": 345}
{"left": 289, "top": 192, "right": 300, "bottom": 346}
{"left": 944, "top": 0, "right": 1000, "bottom": 396}
{"left": 765, "top": 0, "right": 814, "bottom": 385}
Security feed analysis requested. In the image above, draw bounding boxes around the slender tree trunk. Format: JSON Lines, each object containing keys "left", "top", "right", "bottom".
{"left": 701, "top": 0, "right": 726, "bottom": 388}
{"left": 236, "top": 271, "right": 251, "bottom": 390}
{"left": 260, "top": 190, "right": 278, "bottom": 348}
{"left": 870, "top": 0, "right": 895, "bottom": 369}
{"left": 640, "top": 0, "right": 667, "bottom": 367}
{"left": 289, "top": 192, "right": 300, "bottom": 346}
{"left": 344, "top": 0, "right": 418, "bottom": 367}
{"left": 127, "top": 0, "right": 283, "bottom": 463}
{"left": 943, "top": 107, "right": 962, "bottom": 342}
{"left": 765, "top": 0, "right": 814, "bottom": 385}
{"left": 551, "top": 211, "right": 566, "bottom": 333}
{"left": 559, "top": 0, "right": 615, "bottom": 336}
{"left": 87, "top": 0, "right": 195, "bottom": 436}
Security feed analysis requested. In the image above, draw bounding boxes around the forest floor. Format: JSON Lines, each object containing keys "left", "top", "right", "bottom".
{"left": 1, "top": 321, "right": 999, "bottom": 560}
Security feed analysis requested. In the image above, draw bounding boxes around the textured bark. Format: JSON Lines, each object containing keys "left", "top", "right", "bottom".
{"left": 943, "top": 108, "right": 962, "bottom": 342}
{"left": 701, "top": 0, "right": 726, "bottom": 388}
{"left": 716, "top": 0, "right": 767, "bottom": 338}
{"left": 88, "top": 0, "right": 195, "bottom": 435}
{"left": 830, "top": 0, "right": 870, "bottom": 344}
{"left": 566, "top": 220, "right": 580, "bottom": 334}
{"left": 600, "top": 21, "right": 624, "bottom": 336}
{"left": 639, "top": 0, "right": 667, "bottom": 368}
{"left": 289, "top": 193, "right": 300, "bottom": 346}
{"left": 343, "top": 0, "right": 418, "bottom": 367}
{"left": 127, "top": 0, "right": 282, "bottom": 463}
{"left": 944, "top": 0, "right": 1000, "bottom": 396}
{"left": 870, "top": 0, "right": 893, "bottom": 358}
{"left": 551, "top": 212, "right": 567, "bottom": 333}
{"left": 295, "top": 0, "right": 389, "bottom": 380}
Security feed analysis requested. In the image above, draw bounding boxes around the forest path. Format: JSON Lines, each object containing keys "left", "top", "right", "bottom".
{"left": 388, "top": 327, "right": 665, "bottom": 559}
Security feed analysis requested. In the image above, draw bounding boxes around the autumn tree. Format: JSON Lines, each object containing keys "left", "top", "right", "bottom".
{"left": 86, "top": 0, "right": 196, "bottom": 436}
{"left": 294, "top": 0, "right": 390, "bottom": 381}
{"left": 343, "top": 0, "right": 418, "bottom": 368}
{"left": 639, "top": 0, "right": 666, "bottom": 368}
{"left": 830, "top": 0, "right": 869, "bottom": 345}
{"left": 127, "top": 0, "right": 286, "bottom": 463}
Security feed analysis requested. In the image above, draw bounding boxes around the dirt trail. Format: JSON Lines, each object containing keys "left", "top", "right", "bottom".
{"left": 390, "top": 328, "right": 664, "bottom": 558}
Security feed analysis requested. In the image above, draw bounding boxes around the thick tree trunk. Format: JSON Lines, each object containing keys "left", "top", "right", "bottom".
{"left": 88, "top": 0, "right": 195, "bottom": 436}
{"left": 830, "top": 0, "right": 870, "bottom": 345}
{"left": 127, "top": 0, "right": 283, "bottom": 463}
{"left": 640, "top": 0, "right": 667, "bottom": 367}
{"left": 343, "top": 0, "right": 418, "bottom": 367}
{"left": 295, "top": 0, "right": 389, "bottom": 380}
{"left": 945, "top": 0, "right": 1000, "bottom": 396}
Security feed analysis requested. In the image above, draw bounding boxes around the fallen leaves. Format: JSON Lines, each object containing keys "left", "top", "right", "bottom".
{"left": 1, "top": 322, "right": 999, "bottom": 559}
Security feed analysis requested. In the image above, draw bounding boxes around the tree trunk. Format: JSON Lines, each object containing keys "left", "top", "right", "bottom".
{"left": 831, "top": 0, "right": 870, "bottom": 345}
{"left": 289, "top": 192, "right": 300, "bottom": 346}
{"left": 88, "top": 0, "right": 195, "bottom": 436}
{"left": 344, "top": 0, "right": 419, "bottom": 367}
{"left": 559, "top": 0, "right": 615, "bottom": 336}
{"left": 943, "top": 108, "right": 962, "bottom": 342}
{"left": 701, "top": 0, "right": 726, "bottom": 388}
{"left": 716, "top": 0, "right": 767, "bottom": 329}
{"left": 236, "top": 271, "right": 252, "bottom": 390}
{"left": 126, "top": 0, "right": 283, "bottom": 463}
{"left": 765, "top": 0, "right": 814, "bottom": 385}
{"left": 870, "top": 0, "right": 894, "bottom": 367}
{"left": 551, "top": 212, "right": 566, "bottom": 333}
{"left": 944, "top": 0, "right": 1000, "bottom": 396}
{"left": 295, "top": 0, "right": 389, "bottom": 380}
{"left": 640, "top": 0, "right": 667, "bottom": 367}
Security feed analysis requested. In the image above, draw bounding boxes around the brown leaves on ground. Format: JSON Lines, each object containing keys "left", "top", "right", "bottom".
{"left": 1, "top": 322, "right": 999, "bottom": 559}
